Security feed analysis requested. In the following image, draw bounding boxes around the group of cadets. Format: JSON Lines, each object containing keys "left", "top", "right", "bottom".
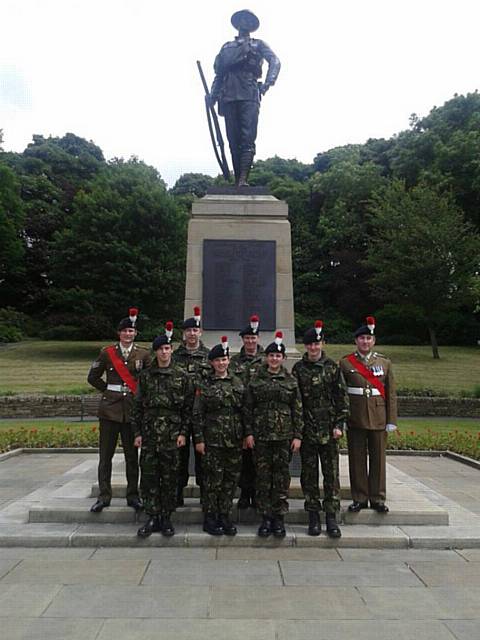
{"left": 88, "top": 307, "right": 397, "bottom": 539}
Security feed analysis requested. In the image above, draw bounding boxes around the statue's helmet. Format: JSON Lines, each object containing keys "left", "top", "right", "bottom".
{"left": 231, "top": 9, "right": 260, "bottom": 33}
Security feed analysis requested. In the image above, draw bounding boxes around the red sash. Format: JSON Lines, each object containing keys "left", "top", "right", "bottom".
{"left": 347, "top": 353, "right": 386, "bottom": 399}
{"left": 106, "top": 346, "right": 138, "bottom": 394}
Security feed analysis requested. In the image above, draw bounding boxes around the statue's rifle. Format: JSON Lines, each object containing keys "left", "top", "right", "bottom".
{"left": 196, "top": 60, "right": 231, "bottom": 181}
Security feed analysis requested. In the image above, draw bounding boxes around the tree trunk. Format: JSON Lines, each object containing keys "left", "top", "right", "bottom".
{"left": 428, "top": 326, "right": 440, "bottom": 359}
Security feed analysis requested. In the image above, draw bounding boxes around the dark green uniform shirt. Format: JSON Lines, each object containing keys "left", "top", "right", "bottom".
{"left": 192, "top": 372, "right": 245, "bottom": 448}
{"left": 131, "top": 362, "right": 192, "bottom": 450}
{"left": 229, "top": 345, "right": 264, "bottom": 384}
{"left": 292, "top": 352, "right": 349, "bottom": 444}
{"left": 244, "top": 364, "right": 304, "bottom": 441}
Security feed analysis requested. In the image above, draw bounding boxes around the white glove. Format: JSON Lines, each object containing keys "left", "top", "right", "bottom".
{"left": 386, "top": 423, "right": 397, "bottom": 432}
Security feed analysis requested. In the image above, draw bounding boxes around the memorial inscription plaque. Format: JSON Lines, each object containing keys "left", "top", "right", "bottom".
{"left": 202, "top": 239, "right": 276, "bottom": 330}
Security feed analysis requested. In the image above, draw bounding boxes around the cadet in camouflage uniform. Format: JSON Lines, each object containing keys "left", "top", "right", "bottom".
{"left": 193, "top": 337, "right": 245, "bottom": 536}
{"left": 229, "top": 314, "right": 264, "bottom": 509}
{"left": 292, "top": 321, "right": 349, "bottom": 538}
{"left": 244, "top": 331, "right": 303, "bottom": 538}
{"left": 132, "top": 325, "right": 192, "bottom": 537}
{"left": 172, "top": 306, "right": 210, "bottom": 505}
{"left": 88, "top": 308, "right": 151, "bottom": 513}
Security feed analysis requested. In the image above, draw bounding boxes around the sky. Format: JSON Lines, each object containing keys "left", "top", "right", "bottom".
{"left": 1, "top": 0, "right": 479, "bottom": 186}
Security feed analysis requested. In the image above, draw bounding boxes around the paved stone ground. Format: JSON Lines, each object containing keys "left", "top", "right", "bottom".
{"left": 1, "top": 453, "right": 480, "bottom": 638}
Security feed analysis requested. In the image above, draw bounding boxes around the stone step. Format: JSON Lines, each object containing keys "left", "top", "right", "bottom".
{"left": 91, "top": 482, "right": 352, "bottom": 500}
{"left": 28, "top": 497, "right": 448, "bottom": 526}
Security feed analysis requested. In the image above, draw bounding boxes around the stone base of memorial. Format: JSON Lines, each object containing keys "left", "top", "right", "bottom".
{"left": 184, "top": 187, "right": 298, "bottom": 354}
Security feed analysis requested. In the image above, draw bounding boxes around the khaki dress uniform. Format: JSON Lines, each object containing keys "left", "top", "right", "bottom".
{"left": 88, "top": 343, "right": 151, "bottom": 504}
{"left": 339, "top": 351, "right": 397, "bottom": 505}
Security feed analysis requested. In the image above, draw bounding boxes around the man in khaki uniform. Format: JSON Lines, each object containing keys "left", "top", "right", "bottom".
{"left": 339, "top": 316, "right": 397, "bottom": 513}
{"left": 88, "top": 308, "right": 151, "bottom": 512}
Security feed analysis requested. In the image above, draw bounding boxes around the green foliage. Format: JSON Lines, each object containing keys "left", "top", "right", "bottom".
{"left": 48, "top": 158, "right": 188, "bottom": 327}
{"left": 365, "top": 180, "right": 480, "bottom": 356}
{"left": 0, "top": 161, "right": 25, "bottom": 305}
{"left": 249, "top": 156, "right": 314, "bottom": 185}
{"left": 170, "top": 172, "right": 214, "bottom": 197}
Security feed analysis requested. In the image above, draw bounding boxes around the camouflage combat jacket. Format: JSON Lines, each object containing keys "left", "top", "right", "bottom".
{"left": 131, "top": 362, "right": 192, "bottom": 450}
{"left": 244, "top": 364, "right": 304, "bottom": 442}
{"left": 192, "top": 372, "right": 245, "bottom": 448}
{"left": 229, "top": 346, "right": 264, "bottom": 384}
{"left": 292, "top": 353, "right": 349, "bottom": 444}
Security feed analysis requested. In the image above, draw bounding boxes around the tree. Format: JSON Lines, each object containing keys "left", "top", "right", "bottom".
{"left": 365, "top": 180, "right": 480, "bottom": 358}
{"left": 0, "top": 161, "right": 25, "bottom": 306}
{"left": 170, "top": 173, "right": 214, "bottom": 197}
{"left": 49, "top": 158, "right": 188, "bottom": 331}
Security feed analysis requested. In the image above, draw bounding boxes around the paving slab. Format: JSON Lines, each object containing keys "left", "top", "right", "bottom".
{"left": 428, "top": 586, "right": 480, "bottom": 618}
{"left": 0, "top": 558, "right": 20, "bottom": 579}
{"left": 276, "top": 620, "right": 457, "bottom": 640}
{"left": 210, "top": 585, "right": 372, "bottom": 619}
{"left": 217, "top": 547, "right": 341, "bottom": 560}
{"left": 358, "top": 586, "right": 453, "bottom": 619}
{"left": 44, "top": 584, "right": 209, "bottom": 618}
{"left": 0, "top": 583, "right": 62, "bottom": 617}
{"left": 280, "top": 559, "right": 421, "bottom": 587}
{"left": 2, "top": 558, "right": 148, "bottom": 585}
{"left": 456, "top": 548, "right": 480, "bottom": 561}
{"left": 402, "top": 525, "right": 480, "bottom": 548}
{"left": 142, "top": 557, "right": 282, "bottom": 586}
{"left": 0, "top": 617, "right": 103, "bottom": 640}
{"left": 91, "top": 546, "right": 216, "bottom": 560}
{"left": 0, "top": 547, "right": 93, "bottom": 560}
{"left": 444, "top": 621, "right": 480, "bottom": 640}
{"left": 337, "top": 548, "right": 466, "bottom": 562}
{"left": 409, "top": 561, "right": 480, "bottom": 586}
{"left": 186, "top": 524, "right": 296, "bottom": 547}
{"left": 97, "top": 619, "right": 277, "bottom": 640}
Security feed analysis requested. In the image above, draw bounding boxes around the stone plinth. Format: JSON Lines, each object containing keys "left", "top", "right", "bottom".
{"left": 184, "top": 193, "right": 297, "bottom": 352}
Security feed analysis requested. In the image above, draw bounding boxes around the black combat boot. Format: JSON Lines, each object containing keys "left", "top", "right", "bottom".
{"left": 220, "top": 514, "right": 237, "bottom": 536}
{"left": 257, "top": 515, "right": 272, "bottom": 537}
{"left": 272, "top": 514, "right": 286, "bottom": 538}
{"left": 325, "top": 513, "right": 342, "bottom": 538}
{"left": 160, "top": 513, "right": 175, "bottom": 537}
{"left": 237, "top": 489, "right": 250, "bottom": 509}
{"left": 307, "top": 511, "right": 321, "bottom": 536}
{"left": 137, "top": 515, "right": 161, "bottom": 538}
{"left": 203, "top": 512, "right": 223, "bottom": 536}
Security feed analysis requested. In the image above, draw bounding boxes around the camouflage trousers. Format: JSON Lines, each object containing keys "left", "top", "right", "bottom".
{"left": 238, "top": 448, "right": 256, "bottom": 491}
{"left": 139, "top": 447, "right": 179, "bottom": 516}
{"left": 202, "top": 445, "right": 242, "bottom": 515}
{"left": 300, "top": 439, "right": 340, "bottom": 514}
{"left": 254, "top": 440, "right": 291, "bottom": 516}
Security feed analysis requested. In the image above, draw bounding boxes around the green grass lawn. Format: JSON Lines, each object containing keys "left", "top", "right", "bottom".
{"left": 0, "top": 340, "right": 479, "bottom": 396}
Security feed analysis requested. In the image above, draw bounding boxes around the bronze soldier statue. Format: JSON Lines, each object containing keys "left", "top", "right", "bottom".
{"left": 209, "top": 10, "right": 280, "bottom": 187}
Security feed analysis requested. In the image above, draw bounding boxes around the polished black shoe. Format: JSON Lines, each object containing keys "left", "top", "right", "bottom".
{"left": 272, "top": 515, "right": 286, "bottom": 538}
{"left": 325, "top": 513, "right": 342, "bottom": 538}
{"left": 370, "top": 502, "right": 389, "bottom": 513}
{"left": 90, "top": 499, "right": 110, "bottom": 513}
{"left": 307, "top": 511, "right": 321, "bottom": 536}
{"left": 220, "top": 514, "right": 237, "bottom": 536}
{"left": 258, "top": 516, "right": 272, "bottom": 537}
{"left": 127, "top": 497, "right": 143, "bottom": 511}
{"left": 160, "top": 514, "right": 175, "bottom": 537}
{"left": 137, "top": 515, "right": 161, "bottom": 538}
{"left": 176, "top": 488, "right": 184, "bottom": 508}
{"left": 347, "top": 501, "right": 368, "bottom": 513}
{"left": 237, "top": 489, "right": 250, "bottom": 510}
{"left": 203, "top": 512, "right": 223, "bottom": 536}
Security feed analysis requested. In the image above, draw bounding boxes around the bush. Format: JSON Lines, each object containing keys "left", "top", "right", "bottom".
{"left": 0, "top": 323, "right": 22, "bottom": 343}
{"left": 40, "top": 324, "right": 84, "bottom": 340}
{"left": 39, "top": 314, "right": 113, "bottom": 340}
{"left": 0, "top": 425, "right": 99, "bottom": 453}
